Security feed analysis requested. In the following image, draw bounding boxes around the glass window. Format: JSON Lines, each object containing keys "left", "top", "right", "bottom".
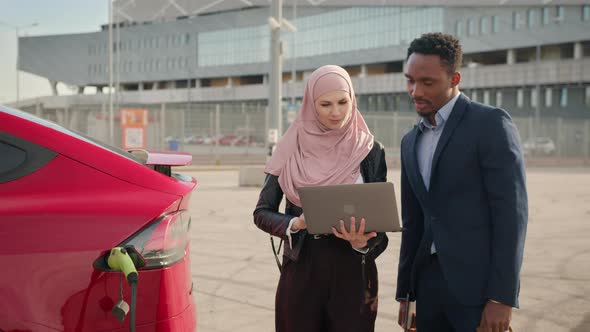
{"left": 456, "top": 20, "right": 464, "bottom": 36}
{"left": 0, "top": 134, "right": 58, "bottom": 184}
{"left": 480, "top": 16, "right": 489, "bottom": 34}
{"left": 584, "top": 5, "right": 590, "bottom": 21}
{"left": 517, "top": 89, "right": 524, "bottom": 108}
{"left": 556, "top": 6, "right": 564, "bottom": 22}
{"left": 531, "top": 88, "right": 538, "bottom": 108}
{"left": 542, "top": 7, "right": 551, "bottom": 25}
{"left": 0, "top": 141, "right": 26, "bottom": 174}
{"left": 492, "top": 15, "right": 500, "bottom": 33}
{"left": 513, "top": 12, "right": 522, "bottom": 30}
{"left": 560, "top": 87, "right": 568, "bottom": 107}
{"left": 527, "top": 9, "right": 536, "bottom": 27}
{"left": 468, "top": 18, "right": 476, "bottom": 35}
{"left": 545, "top": 88, "right": 553, "bottom": 107}
{"left": 496, "top": 91, "right": 503, "bottom": 107}
{"left": 198, "top": 7, "right": 444, "bottom": 66}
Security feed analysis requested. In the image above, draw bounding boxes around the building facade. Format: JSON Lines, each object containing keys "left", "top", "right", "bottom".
{"left": 14, "top": 1, "right": 590, "bottom": 157}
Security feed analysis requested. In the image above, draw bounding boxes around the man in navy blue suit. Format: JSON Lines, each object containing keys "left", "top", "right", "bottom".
{"left": 395, "top": 33, "right": 528, "bottom": 332}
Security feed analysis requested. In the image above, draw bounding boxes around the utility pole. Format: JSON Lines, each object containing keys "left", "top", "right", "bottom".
{"left": 268, "top": 0, "right": 283, "bottom": 150}
{"left": 267, "top": 0, "right": 297, "bottom": 152}
{"left": 534, "top": 44, "right": 541, "bottom": 139}
{"left": 108, "top": 0, "right": 114, "bottom": 145}
{"left": 290, "top": 2, "right": 297, "bottom": 106}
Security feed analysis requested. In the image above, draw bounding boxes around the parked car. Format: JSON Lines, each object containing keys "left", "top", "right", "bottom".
{"left": 218, "top": 135, "right": 239, "bottom": 146}
{"left": 523, "top": 137, "right": 556, "bottom": 156}
{"left": 0, "top": 106, "right": 197, "bottom": 331}
{"left": 233, "top": 135, "right": 258, "bottom": 146}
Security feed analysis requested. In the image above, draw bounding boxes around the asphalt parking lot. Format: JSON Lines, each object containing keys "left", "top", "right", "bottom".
{"left": 186, "top": 167, "right": 590, "bottom": 332}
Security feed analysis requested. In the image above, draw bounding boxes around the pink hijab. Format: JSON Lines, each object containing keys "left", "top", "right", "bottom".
{"left": 265, "top": 65, "right": 374, "bottom": 207}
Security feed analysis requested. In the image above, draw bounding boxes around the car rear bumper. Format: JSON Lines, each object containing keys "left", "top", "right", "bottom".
{"left": 95, "top": 249, "right": 197, "bottom": 331}
{"left": 109, "top": 299, "right": 196, "bottom": 332}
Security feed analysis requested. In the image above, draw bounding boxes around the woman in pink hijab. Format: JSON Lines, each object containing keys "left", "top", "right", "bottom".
{"left": 254, "top": 65, "right": 388, "bottom": 332}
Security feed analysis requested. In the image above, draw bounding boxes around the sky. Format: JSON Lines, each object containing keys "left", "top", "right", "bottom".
{"left": 0, "top": 0, "right": 108, "bottom": 104}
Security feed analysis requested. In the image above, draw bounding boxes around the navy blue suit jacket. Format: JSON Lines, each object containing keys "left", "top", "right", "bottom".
{"left": 395, "top": 94, "right": 528, "bottom": 307}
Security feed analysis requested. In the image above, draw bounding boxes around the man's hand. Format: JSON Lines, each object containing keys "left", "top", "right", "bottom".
{"left": 478, "top": 300, "right": 512, "bottom": 332}
{"left": 398, "top": 300, "right": 416, "bottom": 331}
{"left": 332, "top": 216, "right": 377, "bottom": 249}
{"left": 291, "top": 213, "right": 307, "bottom": 231}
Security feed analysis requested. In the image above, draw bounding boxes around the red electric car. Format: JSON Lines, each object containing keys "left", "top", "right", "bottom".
{"left": 0, "top": 105, "right": 197, "bottom": 331}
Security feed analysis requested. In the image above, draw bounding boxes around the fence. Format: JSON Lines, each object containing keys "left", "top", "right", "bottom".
{"left": 16, "top": 101, "right": 590, "bottom": 163}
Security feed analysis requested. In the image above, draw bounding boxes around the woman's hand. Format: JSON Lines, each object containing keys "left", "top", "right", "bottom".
{"left": 291, "top": 213, "right": 307, "bottom": 231}
{"left": 332, "top": 216, "right": 377, "bottom": 249}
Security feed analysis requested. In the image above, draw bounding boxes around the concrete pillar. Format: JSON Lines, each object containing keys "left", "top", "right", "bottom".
{"left": 507, "top": 49, "right": 516, "bottom": 65}
{"left": 215, "top": 104, "right": 220, "bottom": 165}
{"left": 527, "top": 116, "right": 534, "bottom": 140}
{"left": 373, "top": 117, "right": 378, "bottom": 135}
{"left": 100, "top": 100, "right": 107, "bottom": 141}
{"left": 239, "top": 166, "right": 266, "bottom": 187}
{"left": 64, "top": 106, "right": 69, "bottom": 128}
{"left": 49, "top": 80, "right": 58, "bottom": 96}
{"left": 77, "top": 86, "right": 84, "bottom": 94}
{"left": 160, "top": 103, "right": 166, "bottom": 150}
{"left": 584, "top": 120, "right": 590, "bottom": 158}
{"left": 574, "top": 41, "right": 583, "bottom": 59}
{"left": 227, "top": 77, "right": 233, "bottom": 88}
{"left": 393, "top": 111, "right": 399, "bottom": 148}
{"left": 35, "top": 100, "right": 42, "bottom": 117}
{"left": 69, "top": 106, "right": 79, "bottom": 131}
{"left": 360, "top": 64, "right": 367, "bottom": 78}
{"left": 210, "top": 111, "right": 215, "bottom": 154}
{"left": 56, "top": 108, "right": 65, "bottom": 126}
{"left": 556, "top": 117, "right": 563, "bottom": 156}
{"left": 195, "top": 79, "right": 201, "bottom": 88}
{"left": 138, "top": 82, "right": 144, "bottom": 91}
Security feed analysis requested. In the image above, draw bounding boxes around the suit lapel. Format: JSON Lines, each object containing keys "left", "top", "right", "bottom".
{"left": 429, "top": 94, "right": 469, "bottom": 183}
{"left": 405, "top": 126, "right": 428, "bottom": 202}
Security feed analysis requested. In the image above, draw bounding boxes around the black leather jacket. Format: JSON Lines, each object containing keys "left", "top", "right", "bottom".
{"left": 253, "top": 141, "right": 389, "bottom": 262}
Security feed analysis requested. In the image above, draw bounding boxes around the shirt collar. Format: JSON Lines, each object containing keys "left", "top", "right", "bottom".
{"left": 418, "top": 92, "right": 461, "bottom": 132}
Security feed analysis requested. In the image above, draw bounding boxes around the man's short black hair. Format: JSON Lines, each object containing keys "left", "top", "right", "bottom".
{"left": 407, "top": 32, "right": 463, "bottom": 73}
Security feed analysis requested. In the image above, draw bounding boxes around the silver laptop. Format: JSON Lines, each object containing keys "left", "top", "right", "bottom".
{"left": 298, "top": 182, "right": 401, "bottom": 235}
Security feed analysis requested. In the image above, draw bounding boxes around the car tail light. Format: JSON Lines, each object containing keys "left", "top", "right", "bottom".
{"left": 123, "top": 211, "right": 191, "bottom": 269}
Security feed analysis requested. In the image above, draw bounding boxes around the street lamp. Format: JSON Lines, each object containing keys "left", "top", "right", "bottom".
{"left": 268, "top": 0, "right": 297, "bottom": 151}
{"left": 0, "top": 21, "right": 38, "bottom": 107}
